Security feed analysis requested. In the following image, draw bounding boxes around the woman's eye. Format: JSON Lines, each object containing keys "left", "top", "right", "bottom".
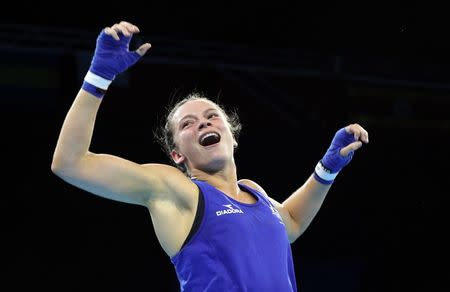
{"left": 182, "top": 121, "right": 192, "bottom": 128}
{"left": 208, "top": 113, "right": 218, "bottom": 119}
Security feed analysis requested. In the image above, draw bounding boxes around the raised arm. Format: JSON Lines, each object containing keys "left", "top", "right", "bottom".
{"left": 51, "top": 21, "right": 193, "bottom": 207}
{"left": 278, "top": 124, "right": 369, "bottom": 242}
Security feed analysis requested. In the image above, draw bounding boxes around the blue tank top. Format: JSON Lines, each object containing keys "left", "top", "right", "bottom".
{"left": 171, "top": 179, "right": 297, "bottom": 291}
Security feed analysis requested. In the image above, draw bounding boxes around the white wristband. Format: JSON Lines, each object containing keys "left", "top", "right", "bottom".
{"left": 314, "top": 161, "right": 339, "bottom": 182}
{"left": 84, "top": 71, "right": 113, "bottom": 90}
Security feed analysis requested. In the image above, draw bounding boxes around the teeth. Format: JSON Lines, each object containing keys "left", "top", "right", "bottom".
{"left": 202, "top": 133, "right": 218, "bottom": 141}
{"left": 200, "top": 132, "right": 220, "bottom": 145}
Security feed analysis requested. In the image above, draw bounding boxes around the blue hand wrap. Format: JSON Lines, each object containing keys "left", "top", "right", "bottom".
{"left": 82, "top": 30, "right": 142, "bottom": 98}
{"left": 314, "top": 128, "right": 356, "bottom": 184}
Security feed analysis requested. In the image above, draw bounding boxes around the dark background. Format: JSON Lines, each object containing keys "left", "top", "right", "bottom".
{"left": 2, "top": 3, "right": 448, "bottom": 292}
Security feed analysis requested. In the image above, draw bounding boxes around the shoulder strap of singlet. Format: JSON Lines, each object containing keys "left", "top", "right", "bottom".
{"left": 238, "top": 182, "right": 271, "bottom": 204}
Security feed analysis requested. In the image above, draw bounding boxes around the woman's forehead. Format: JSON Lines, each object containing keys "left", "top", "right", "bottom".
{"left": 173, "top": 99, "right": 219, "bottom": 120}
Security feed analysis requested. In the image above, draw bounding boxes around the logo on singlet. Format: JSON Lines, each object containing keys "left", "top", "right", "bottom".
{"left": 270, "top": 204, "right": 285, "bottom": 225}
{"left": 216, "top": 204, "right": 244, "bottom": 216}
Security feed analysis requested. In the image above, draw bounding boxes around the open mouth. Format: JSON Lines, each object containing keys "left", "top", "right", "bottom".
{"left": 199, "top": 131, "right": 221, "bottom": 146}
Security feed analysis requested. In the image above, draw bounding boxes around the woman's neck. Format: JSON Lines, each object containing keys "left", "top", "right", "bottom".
{"left": 190, "top": 163, "right": 240, "bottom": 196}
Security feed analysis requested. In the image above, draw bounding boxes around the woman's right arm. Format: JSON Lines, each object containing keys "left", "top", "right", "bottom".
{"left": 51, "top": 22, "right": 195, "bottom": 207}
{"left": 52, "top": 89, "right": 165, "bottom": 206}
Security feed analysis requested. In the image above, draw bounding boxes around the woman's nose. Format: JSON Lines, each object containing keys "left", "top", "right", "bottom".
{"left": 198, "top": 120, "right": 212, "bottom": 130}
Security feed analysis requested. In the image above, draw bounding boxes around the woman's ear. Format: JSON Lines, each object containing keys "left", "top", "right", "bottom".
{"left": 233, "top": 140, "right": 238, "bottom": 148}
{"left": 171, "top": 149, "right": 185, "bottom": 165}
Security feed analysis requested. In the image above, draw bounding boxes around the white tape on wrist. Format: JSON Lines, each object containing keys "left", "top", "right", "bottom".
{"left": 314, "top": 161, "right": 339, "bottom": 182}
{"left": 84, "top": 71, "right": 113, "bottom": 90}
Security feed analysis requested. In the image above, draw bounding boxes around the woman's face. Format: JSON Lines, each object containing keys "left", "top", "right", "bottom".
{"left": 170, "top": 99, "right": 236, "bottom": 173}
